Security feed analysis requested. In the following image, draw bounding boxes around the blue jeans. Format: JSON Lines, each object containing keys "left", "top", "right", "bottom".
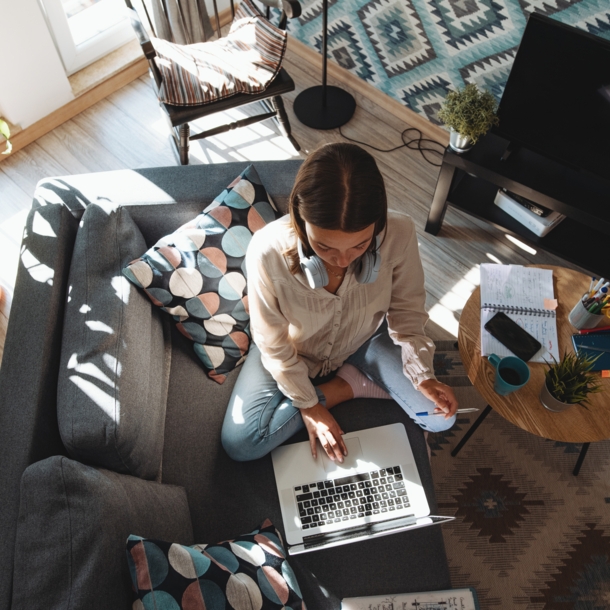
{"left": 221, "top": 323, "right": 456, "bottom": 461}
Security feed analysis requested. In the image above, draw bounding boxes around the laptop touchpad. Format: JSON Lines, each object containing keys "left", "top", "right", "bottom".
{"left": 321, "top": 437, "right": 364, "bottom": 474}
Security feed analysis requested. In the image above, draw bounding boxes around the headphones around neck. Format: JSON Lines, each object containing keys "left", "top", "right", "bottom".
{"left": 297, "top": 235, "right": 381, "bottom": 289}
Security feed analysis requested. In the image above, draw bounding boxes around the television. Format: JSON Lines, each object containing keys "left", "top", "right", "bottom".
{"left": 493, "top": 13, "right": 610, "bottom": 182}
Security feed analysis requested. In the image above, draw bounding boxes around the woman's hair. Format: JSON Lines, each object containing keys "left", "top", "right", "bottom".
{"left": 286, "top": 142, "right": 387, "bottom": 274}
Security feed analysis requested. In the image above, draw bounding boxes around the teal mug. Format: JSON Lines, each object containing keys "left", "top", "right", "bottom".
{"left": 488, "top": 353, "right": 530, "bottom": 396}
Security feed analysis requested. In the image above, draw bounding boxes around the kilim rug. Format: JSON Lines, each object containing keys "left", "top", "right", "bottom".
{"left": 285, "top": 0, "right": 610, "bottom": 124}
{"left": 430, "top": 341, "right": 610, "bottom": 610}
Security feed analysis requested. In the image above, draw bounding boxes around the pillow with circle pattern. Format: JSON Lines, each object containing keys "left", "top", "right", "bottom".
{"left": 123, "top": 165, "right": 280, "bottom": 384}
{"left": 126, "top": 519, "right": 306, "bottom": 609}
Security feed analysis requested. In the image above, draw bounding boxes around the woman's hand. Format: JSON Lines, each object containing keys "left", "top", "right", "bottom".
{"left": 417, "top": 379, "right": 459, "bottom": 418}
{"left": 301, "top": 403, "right": 347, "bottom": 462}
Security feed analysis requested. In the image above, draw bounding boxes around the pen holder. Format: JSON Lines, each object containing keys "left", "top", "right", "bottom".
{"left": 568, "top": 297, "right": 605, "bottom": 330}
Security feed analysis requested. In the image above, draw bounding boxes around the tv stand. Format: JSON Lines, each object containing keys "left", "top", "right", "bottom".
{"left": 500, "top": 141, "right": 520, "bottom": 161}
{"left": 425, "top": 132, "right": 610, "bottom": 277}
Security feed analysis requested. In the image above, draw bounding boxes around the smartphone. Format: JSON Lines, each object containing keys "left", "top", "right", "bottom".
{"left": 484, "top": 312, "right": 542, "bottom": 361}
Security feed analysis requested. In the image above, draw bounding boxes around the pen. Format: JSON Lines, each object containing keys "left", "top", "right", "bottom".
{"left": 589, "top": 277, "right": 597, "bottom": 292}
{"left": 589, "top": 278, "right": 605, "bottom": 298}
{"left": 415, "top": 408, "right": 480, "bottom": 416}
{"left": 578, "top": 325, "right": 610, "bottom": 335}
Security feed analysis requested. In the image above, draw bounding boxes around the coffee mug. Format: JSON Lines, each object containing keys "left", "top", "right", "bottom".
{"left": 488, "top": 353, "right": 530, "bottom": 396}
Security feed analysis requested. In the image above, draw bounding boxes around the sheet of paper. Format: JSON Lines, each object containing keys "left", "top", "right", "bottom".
{"left": 480, "top": 264, "right": 554, "bottom": 311}
{"left": 481, "top": 308, "right": 560, "bottom": 363}
{"left": 342, "top": 588, "right": 479, "bottom": 610}
{"left": 479, "top": 264, "right": 559, "bottom": 363}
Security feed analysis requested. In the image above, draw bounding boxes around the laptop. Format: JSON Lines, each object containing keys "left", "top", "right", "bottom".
{"left": 271, "top": 422, "right": 454, "bottom": 555}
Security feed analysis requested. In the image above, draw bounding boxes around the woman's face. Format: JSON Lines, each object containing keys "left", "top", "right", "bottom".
{"left": 305, "top": 222, "right": 375, "bottom": 268}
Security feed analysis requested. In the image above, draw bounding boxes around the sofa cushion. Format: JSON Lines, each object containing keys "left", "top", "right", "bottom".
{"left": 123, "top": 164, "right": 280, "bottom": 383}
{"left": 126, "top": 519, "right": 305, "bottom": 609}
{"left": 57, "top": 202, "right": 170, "bottom": 480}
{"left": 12, "top": 456, "right": 194, "bottom": 610}
{"left": 152, "top": 0, "right": 287, "bottom": 106}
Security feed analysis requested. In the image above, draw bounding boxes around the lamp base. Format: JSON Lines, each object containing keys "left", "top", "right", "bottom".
{"left": 293, "top": 85, "right": 356, "bottom": 130}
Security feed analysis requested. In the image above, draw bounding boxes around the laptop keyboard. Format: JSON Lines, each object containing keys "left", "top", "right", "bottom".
{"left": 294, "top": 466, "right": 409, "bottom": 530}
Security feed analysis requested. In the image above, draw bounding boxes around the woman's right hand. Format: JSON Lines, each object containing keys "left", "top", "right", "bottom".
{"left": 300, "top": 403, "right": 347, "bottom": 463}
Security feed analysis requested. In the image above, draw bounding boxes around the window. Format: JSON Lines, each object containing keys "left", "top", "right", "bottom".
{"left": 40, "top": 0, "right": 134, "bottom": 75}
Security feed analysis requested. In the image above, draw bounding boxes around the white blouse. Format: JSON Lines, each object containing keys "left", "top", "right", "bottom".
{"left": 245, "top": 210, "right": 436, "bottom": 409}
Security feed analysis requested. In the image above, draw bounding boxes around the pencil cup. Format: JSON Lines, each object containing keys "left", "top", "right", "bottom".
{"left": 568, "top": 298, "right": 604, "bottom": 330}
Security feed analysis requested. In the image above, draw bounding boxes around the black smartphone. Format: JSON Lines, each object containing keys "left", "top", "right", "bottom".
{"left": 484, "top": 312, "right": 542, "bottom": 361}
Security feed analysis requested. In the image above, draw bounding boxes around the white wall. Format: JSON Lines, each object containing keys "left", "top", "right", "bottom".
{"left": 0, "top": 0, "right": 74, "bottom": 128}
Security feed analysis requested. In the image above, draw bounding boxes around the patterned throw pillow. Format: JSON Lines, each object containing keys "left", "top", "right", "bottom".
{"left": 123, "top": 164, "right": 280, "bottom": 383}
{"left": 126, "top": 520, "right": 306, "bottom": 609}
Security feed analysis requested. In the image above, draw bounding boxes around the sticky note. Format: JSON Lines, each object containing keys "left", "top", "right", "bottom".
{"left": 602, "top": 370, "right": 610, "bottom": 378}
{"left": 544, "top": 298, "right": 558, "bottom": 310}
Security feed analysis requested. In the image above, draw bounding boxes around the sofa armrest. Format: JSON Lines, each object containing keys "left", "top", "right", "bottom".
{"left": 0, "top": 204, "right": 78, "bottom": 610}
{"left": 12, "top": 457, "right": 193, "bottom": 610}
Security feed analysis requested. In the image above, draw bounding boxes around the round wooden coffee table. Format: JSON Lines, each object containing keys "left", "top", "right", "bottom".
{"left": 456, "top": 265, "right": 610, "bottom": 475}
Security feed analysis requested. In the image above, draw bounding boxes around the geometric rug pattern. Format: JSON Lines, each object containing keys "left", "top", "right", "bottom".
{"left": 429, "top": 342, "right": 610, "bottom": 609}
{"left": 284, "top": 0, "right": 610, "bottom": 124}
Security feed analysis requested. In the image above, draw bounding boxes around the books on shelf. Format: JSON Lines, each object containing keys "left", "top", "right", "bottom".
{"left": 341, "top": 587, "right": 480, "bottom": 609}
{"left": 480, "top": 264, "right": 560, "bottom": 363}
{"left": 494, "top": 189, "right": 565, "bottom": 237}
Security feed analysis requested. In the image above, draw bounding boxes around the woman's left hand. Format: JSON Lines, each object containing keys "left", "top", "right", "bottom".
{"left": 417, "top": 379, "right": 458, "bottom": 418}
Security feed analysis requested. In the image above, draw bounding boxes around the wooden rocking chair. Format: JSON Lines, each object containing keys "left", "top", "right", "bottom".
{"left": 125, "top": 0, "right": 301, "bottom": 164}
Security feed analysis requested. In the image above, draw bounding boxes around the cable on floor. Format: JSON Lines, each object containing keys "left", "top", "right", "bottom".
{"left": 338, "top": 125, "right": 445, "bottom": 167}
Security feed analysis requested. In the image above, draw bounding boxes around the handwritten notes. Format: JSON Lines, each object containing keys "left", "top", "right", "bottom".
{"left": 480, "top": 264, "right": 559, "bottom": 363}
{"left": 341, "top": 588, "right": 479, "bottom": 610}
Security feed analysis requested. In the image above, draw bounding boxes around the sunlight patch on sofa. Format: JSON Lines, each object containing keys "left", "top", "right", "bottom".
{"left": 111, "top": 275, "right": 131, "bottom": 304}
{"left": 85, "top": 320, "right": 114, "bottom": 333}
{"left": 20, "top": 247, "right": 54, "bottom": 285}
{"left": 32, "top": 211, "right": 57, "bottom": 237}
{"left": 69, "top": 375, "right": 120, "bottom": 421}
{"left": 68, "top": 353, "right": 115, "bottom": 387}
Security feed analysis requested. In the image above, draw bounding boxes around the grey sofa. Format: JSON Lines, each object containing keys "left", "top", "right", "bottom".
{"left": 0, "top": 160, "right": 451, "bottom": 610}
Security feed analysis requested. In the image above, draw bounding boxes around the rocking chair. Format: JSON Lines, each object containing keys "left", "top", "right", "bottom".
{"left": 125, "top": 0, "right": 301, "bottom": 164}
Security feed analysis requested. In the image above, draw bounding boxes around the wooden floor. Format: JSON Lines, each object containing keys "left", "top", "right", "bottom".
{"left": 0, "top": 41, "right": 582, "bottom": 365}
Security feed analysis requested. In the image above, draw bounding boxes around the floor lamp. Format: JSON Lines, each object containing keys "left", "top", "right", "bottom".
{"left": 292, "top": 0, "right": 356, "bottom": 129}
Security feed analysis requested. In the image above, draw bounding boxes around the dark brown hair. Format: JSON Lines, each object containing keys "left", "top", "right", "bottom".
{"left": 286, "top": 142, "right": 387, "bottom": 274}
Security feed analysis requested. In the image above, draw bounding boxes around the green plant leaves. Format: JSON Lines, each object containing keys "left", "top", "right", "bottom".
{"left": 0, "top": 118, "right": 12, "bottom": 155}
{"left": 544, "top": 350, "right": 603, "bottom": 405}
{"left": 438, "top": 84, "right": 499, "bottom": 144}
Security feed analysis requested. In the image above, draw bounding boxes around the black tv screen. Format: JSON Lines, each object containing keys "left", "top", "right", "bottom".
{"left": 494, "top": 13, "right": 610, "bottom": 182}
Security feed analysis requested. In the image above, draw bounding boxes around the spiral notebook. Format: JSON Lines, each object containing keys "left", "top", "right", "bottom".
{"left": 480, "top": 264, "right": 559, "bottom": 363}
{"left": 341, "top": 587, "right": 480, "bottom": 609}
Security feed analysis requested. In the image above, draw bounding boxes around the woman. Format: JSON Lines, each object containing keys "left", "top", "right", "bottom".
{"left": 221, "top": 143, "right": 457, "bottom": 463}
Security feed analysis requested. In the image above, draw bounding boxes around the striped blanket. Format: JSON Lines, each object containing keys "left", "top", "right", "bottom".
{"left": 152, "top": 0, "right": 287, "bottom": 106}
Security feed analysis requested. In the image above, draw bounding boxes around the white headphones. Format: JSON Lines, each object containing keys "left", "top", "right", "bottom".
{"left": 297, "top": 235, "right": 381, "bottom": 289}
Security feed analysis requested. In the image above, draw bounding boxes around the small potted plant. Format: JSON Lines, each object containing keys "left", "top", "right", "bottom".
{"left": 438, "top": 83, "right": 499, "bottom": 153}
{"left": 541, "top": 351, "right": 603, "bottom": 412}
{"left": 0, "top": 118, "right": 12, "bottom": 155}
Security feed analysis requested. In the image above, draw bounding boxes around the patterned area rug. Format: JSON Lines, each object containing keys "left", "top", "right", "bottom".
{"left": 430, "top": 341, "right": 610, "bottom": 609}
{"left": 285, "top": 0, "right": 610, "bottom": 123}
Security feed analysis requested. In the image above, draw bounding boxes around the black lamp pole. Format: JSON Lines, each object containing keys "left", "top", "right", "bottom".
{"left": 292, "top": 0, "right": 356, "bottom": 129}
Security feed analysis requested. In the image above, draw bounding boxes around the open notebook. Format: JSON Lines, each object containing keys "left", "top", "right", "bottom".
{"left": 342, "top": 587, "right": 480, "bottom": 609}
{"left": 480, "top": 264, "right": 559, "bottom": 363}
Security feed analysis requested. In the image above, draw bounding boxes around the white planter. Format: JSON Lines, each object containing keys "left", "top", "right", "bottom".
{"left": 449, "top": 129, "right": 473, "bottom": 153}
